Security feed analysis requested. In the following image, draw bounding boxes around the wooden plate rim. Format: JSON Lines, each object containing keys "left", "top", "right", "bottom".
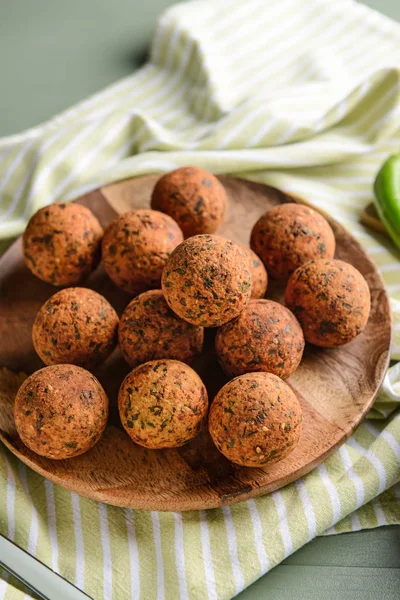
{"left": 0, "top": 175, "right": 392, "bottom": 511}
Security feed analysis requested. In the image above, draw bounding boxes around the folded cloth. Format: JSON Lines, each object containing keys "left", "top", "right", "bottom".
{"left": 0, "top": 0, "right": 399, "bottom": 598}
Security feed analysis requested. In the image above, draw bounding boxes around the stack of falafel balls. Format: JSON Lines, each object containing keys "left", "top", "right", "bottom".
{"left": 15, "top": 167, "right": 371, "bottom": 468}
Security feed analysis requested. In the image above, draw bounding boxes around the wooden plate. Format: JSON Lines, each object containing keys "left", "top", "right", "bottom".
{"left": 0, "top": 176, "right": 392, "bottom": 511}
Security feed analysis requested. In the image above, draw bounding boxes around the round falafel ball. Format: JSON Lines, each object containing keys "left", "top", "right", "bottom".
{"left": 208, "top": 372, "right": 302, "bottom": 467}
{"left": 23, "top": 202, "right": 103, "bottom": 286}
{"left": 102, "top": 209, "right": 184, "bottom": 294}
{"left": 14, "top": 364, "right": 109, "bottom": 459}
{"left": 32, "top": 288, "right": 118, "bottom": 368}
{"left": 162, "top": 235, "right": 252, "bottom": 327}
{"left": 250, "top": 203, "right": 335, "bottom": 281}
{"left": 246, "top": 248, "right": 268, "bottom": 299}
{"left": 151, "top": 167, "right": 228, "bottom": 238}
{"left": 119, "top": 289, "right": 204, "bottom": 368}
{"left": 215, "top": 299, "right": 304, "bottom": 379}
{"left": 285, "top": 258, "right": 371, "bottom": 347}
{"left": 118, "top": 359, "right": 208, "bottom": 449}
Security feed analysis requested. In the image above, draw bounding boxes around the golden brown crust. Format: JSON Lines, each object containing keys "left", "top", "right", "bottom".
{"left": 162, "top": 235, "right": 252, "bottom": 327}
{"left": 118, "top": 290, "right": 204, "bottom": 368}
{"left": 246, "top": 248, "right": 268, "bottom": 299}
{"left": 118, "top": 359, "right": 208, "bottom": 449}
{"left": 215, "top": 299, "right": 304, "bottom": 379}
{"left": 102, "top": 209, "right": 184, "bottom": 294}
{"left": 32, "top": 288, "right": 118, "bottom": 368}
{"left": 23, "top": 202, "right": 103, "bottom": 286}
{"left": 151, "top": 167, "right": 228, "bottom": 238}
{"left": 14, "top": 365, "right": 109, "bottom": 459}
{"left": 208, "top": 372, "right": 302, "bottom": 467}
{"left": 285, "top": 258, "right": 371, "bottom": 347}
{"left": 250, "top": 203, "right": 335, "bottom": 281}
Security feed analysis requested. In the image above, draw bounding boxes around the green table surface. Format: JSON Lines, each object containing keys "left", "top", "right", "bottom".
{"left": 1, "top": 1, "right": 399, "bottom": 599}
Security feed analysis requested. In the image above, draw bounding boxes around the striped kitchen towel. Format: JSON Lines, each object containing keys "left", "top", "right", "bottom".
{"left": 0, "top": 0, "right": 400, "bottom": 598}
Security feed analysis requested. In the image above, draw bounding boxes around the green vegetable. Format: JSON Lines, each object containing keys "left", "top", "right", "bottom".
{"left": 373, "top": 153, "right": 400, "bottom": 249}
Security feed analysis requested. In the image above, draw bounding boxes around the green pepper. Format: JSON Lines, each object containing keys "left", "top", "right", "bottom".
{"left": 373, "top": 153, "right": 400, "bottom": 249}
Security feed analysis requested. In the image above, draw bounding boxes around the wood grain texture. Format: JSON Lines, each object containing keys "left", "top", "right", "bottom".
{"left": 360, "top": 203, "right": 387, "bottom": 234}
{"left": 0, "top": 176, "right": 392, "bottom": 511}
{"left": 238, "top": 526, "right": 400, "bottom": 600}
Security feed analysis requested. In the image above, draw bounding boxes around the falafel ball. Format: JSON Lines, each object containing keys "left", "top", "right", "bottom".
{"left": 250, "top": 203, "right": 335, "bottom": 281}
{"left": 151, "top": 167, "right": 228, "bottom": 238}
{"left": 285, "top": 258, "right": 371, "bottom": 347}
{"left": 23, "top": 202, "right": 103, "bottom": 286}
{"left": 14, "top": 364, "right": 108, "bottom": 459}
{"left": 246, "top": 248, "right": 268, "bottom": 299}
{"left": 162, "top": 235, "right": 252, "bottom": 327}
{"left": 32, "top": 288, "right": 118, "bottom": 368}
{"left": 208, "top": 372, "right": 302, "bottom": 467}
{"left": 119, "top": 289, "right": 204, "bottom": 368}
{"left": 118, "top": 359, "right": 208, "bottom": 449}
{"left": 102, "top": 209, "right": 184, "bottom": 294}
{"left": 215, "top": 299, "right": 304, "bottom": 379}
